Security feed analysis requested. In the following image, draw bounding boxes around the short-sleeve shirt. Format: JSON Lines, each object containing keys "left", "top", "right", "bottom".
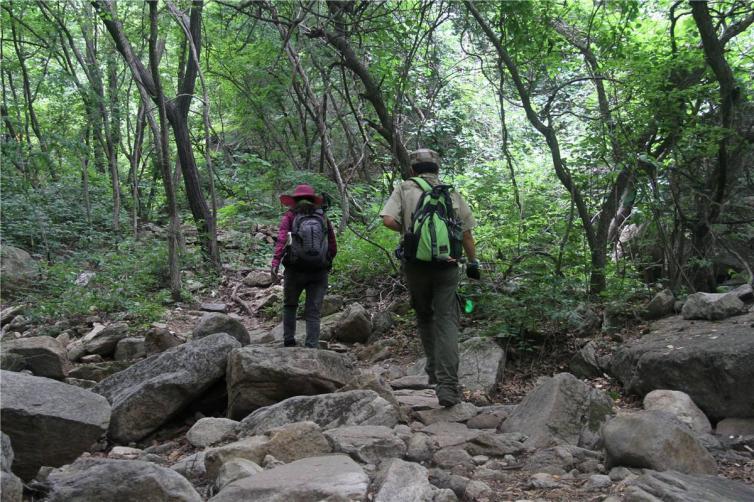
{"left": 380, "top": 173, "right": 476, "bottom": 235}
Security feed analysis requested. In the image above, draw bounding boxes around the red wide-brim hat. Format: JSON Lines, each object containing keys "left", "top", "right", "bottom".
{"left": 279, "top": 184, "right": 323, "bottom": 207}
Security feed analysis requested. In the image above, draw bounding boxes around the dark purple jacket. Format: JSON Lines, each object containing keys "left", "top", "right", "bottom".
{"left": 271, "top": 210, "right": 337, "bottom": 269}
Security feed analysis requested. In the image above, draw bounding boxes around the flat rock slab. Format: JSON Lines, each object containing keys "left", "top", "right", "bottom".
{"left": 610, "top": 311, "right": 754, "bottom": 420}
{"left": 45, "top": 458, "right": 202, "bottom": 502}
{"left": 394, "top": 389, "right": 441, "bottom": 411}
{"left": 456, "top": 337, "right": 506, "bottom": 393}
{"left": 209, "top": 454, "right": 369, "bottom": 502}
{"left": 201, "top": 303, "right": 228, "bottom": 313}
{"left": 240, "top": 390, "right": 400, "bottom": 436}
{"left": 390, "top": 374, "right": 432, "bottom": 390}
{"left": 226, "top": 346, "right": 355, "bottom": 420}
{"left": 375, "top": 458, "right": 436, "bottom": 502}
{"left": 622, "top": 469, "right": 754, "bottom": 501}
{"left": 94, "top": 333, "right": 240, "bottom": 443}
{"left": 0, "top": 370, "right": 111, "bottom": 480}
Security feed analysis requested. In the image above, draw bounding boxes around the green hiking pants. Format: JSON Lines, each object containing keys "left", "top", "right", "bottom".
{"left": 404, "top": 262, "right": 461, "bottom": 402}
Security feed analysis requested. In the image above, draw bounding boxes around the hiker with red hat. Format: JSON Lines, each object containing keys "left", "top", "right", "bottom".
{"left": 271, "top": 184, "right": 337, "bottom": 348}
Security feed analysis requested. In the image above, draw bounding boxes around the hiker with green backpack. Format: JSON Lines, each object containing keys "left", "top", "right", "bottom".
{"left": 380, "top": 149, "right": 480, "bottom": 407}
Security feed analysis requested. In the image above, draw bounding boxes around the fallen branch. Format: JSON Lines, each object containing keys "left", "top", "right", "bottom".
{"left": 230, "top": 282, "right": 254, "bottom": 317}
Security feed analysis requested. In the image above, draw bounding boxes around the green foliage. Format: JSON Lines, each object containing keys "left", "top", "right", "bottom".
{"left": 26, "top": 239, "right": 177, "bottom": 327}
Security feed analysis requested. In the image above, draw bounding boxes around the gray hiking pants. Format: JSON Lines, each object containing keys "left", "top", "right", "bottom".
{"left": 283, "top": 268, "right": 328, "bottom": 348}
{"left": 404, "top": 263, "right": 461, "bottom": 402}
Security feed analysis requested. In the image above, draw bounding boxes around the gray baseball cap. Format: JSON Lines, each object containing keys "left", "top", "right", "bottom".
{"left": 409, "top": 148, "right": 441, "bottom": 168}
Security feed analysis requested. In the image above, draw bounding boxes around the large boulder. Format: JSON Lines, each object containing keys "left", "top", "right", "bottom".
{"left": 193, "top": 313, "right": 250, "bottom": 345}
{"left": 240, "top": 390, "right": 401, "bottom": 435}
{"left": 1, "top": 336, "right": 69, "bottom": 379}
{"left": 456, "top": 337, "right": 505, "bottom": 393}
{"left": 209, "top": 455, "right": 369, "bottom": 502}
{"left": 226, "top": 346, "right": 355, "bottom": 420}
{"left": 682, "top": 291, "right": 748, "bottom": 320}
{"left": 44, "top": 458, "right": 202, "bottom": 502}
{"left": 499, "top": 372, "right": 613, "bottom": 449}
{"left": 568, "top": 341, "right": 603, "bottom": 379}
{"left": 0, "top": 245, "right": 38, "bottom": 297}
{"left": 610, "top": 311, "right": 754, "bottom": 420}
{"left": 643, "top": 390, "right": 711, "bottom": 434}
{"left": 330, "top": 303, "right": 372, "bottom": 344}
{"left": 324, "top": 425, "right": 407, "bottom": 464}
{"left": 621, "top": 469, "right": 754, "bottom": 501}
{"left": 0, "top": 370, "right": 111, "bottom": 480}
{"left": 602, "top": 410, "right": 717, "bottom": 474}
{"left": 93, "top": 333, "right": 240, "bottom": 443}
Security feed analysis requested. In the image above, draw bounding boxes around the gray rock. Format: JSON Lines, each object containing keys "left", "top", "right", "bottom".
{"left": 586, "top": 474, "right": 612, "bottom": 490}
{"left": 84, "top": 322, "right": 129, "bottom": 357}
{"left": 406, "top": 433, "right": 435, "bottom": 463}
{"left": 417, "top": 402, "right": 479, "bottom": 425}
{"left": 193, "top": 313, "right": 250, "bottom": 345}
{"left": 390, "top": 374, "right": 432, "bottom": 390}
{"left": 65, "top": 377, "right": 97, "bottom": 389}
{"left": 464, "top": 479, "right": 493, "bottom": 500}
{"left": 321, "top": 294, "right": 344, "bottom": 317}
{"left": 330, "top": 303, "right": 372, "bottom": 344}
{"left": 1, "top": 433, "right": 14, "bottom": 472}
{"left": 186, "top": 417, "right": 239, "bottom": 448}
{"left": 1, "top": 470, "right": 23, "bottom": 502}
{"left": 144, "top": 327, "right": 182, "bottom": 354}
{"left": 602, "top": 410, "right": 717, "bottom": 474}
{"left": 716, "top": 417, "right": 754, "bottom": 437}
{"left": 422, "top": 421, "right": 481, "bottom": 449}
{"left": 262, "top": 421, "right": 332, "bottom": 464}
{"left": 243, "top": 270, "right": 273, "bottom": 288}
{"left": 375, "top": 459, "right": 435, "bottom": 502}
{"left": 466, "top": 405, "right": 511, "bottom": 429}
{"left": 0, "top": 245, "right": 39, "bottom": 297}
{"left": 524, "top": 446, "right": 577, "bottom": 475}
{"left": 643, "top": 389, "right": 711, "bottom": 434}
{"left": 226, "top": 346, "right": 355, "bottom": 420}
{"left": 529, "top": 472, "right": 561, "bottom": 489}
{"left": 609, "top": 466, "right": 639, "bottom": 482}
{"left": 170, "top": 452, "right": 206, "bottom": 480}
{"left": 45, "top": 458, "right": 201, "bottom": 502}
{"left": 239, "top": 390, "right": 400, "bottom": 436}
{"left": 67, "top": 360, "right": 131, "bottom": 382}
{"left": 0, "top": 305, "right": 24, "bottom": 327}
{"left": 209, "top": 454, "right": 368, "bottom": 502}
{"left": 1, "top": 336, "right": 69, "bottom": 379}
{"left": 204, "top": 436, "right": 269, "bottom": 481}
{"left": 0, "top": 370, "right": 110, "bottom": 480}
{"left": 645, "top": 289, "right": 675, "bottom": 319}
{"left": 394, "top": 388, "right": 441, "bottom": 411}
{"left": 433, "top": 447, "right": 475, "bottom": 473}
{"left": 324, "top": 425, "right": 407, "bottom": 464}
{"left": 201, "top": 303, "right": 228, "bottom": 313}
{"left": 568, "top": 341, "right": 603, "bottom": 379}
{"left": 464, "top": 432, "right": 526, "bottom": 457}
{"left": 336, "top": 373, "right": 406, "bottom": 422}
{"left": 114, "top": 336, "right": 146, "bottom": 361}
{"left": 622, "top": 469, "right": 754, "bottom": 501}
{"left": 499, "top": 372, "right": 613, "bottom": 449}
{"left": 93, "top": 333, "right": 240, "bottom": 443}
{"left": 456, "top": 337, "right": 505, "bottom": 393}
{"left": 214, "top": 458, "right": 263, "bottom": 492}
{"left": 730, "top": 283, "right": 753, "bottom": 302}
{"left": 610, "top": 311, "right": 754, "bottom": 420}
{"left": 682, "top": 291, "right": 748, "bottom": 320}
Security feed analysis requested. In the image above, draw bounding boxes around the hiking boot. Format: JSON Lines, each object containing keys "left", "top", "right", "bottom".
{"left": 283, "top": 339, "right": 297, "bottom": 347}
{"left": 436, "top": 386, "right": 461, "bottom": 408}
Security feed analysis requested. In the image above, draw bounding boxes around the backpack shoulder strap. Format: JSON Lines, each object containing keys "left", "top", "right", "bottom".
{"left": 410, "top": 177, "right": 432, "bottom": 192}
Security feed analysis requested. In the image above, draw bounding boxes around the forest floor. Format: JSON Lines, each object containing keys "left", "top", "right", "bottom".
{"left": 150, "top": 266, "right": 753, "bottom": 499}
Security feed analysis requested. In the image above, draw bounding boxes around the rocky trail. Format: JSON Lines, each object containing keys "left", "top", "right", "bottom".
{"left": 1, "top": 269, "right": 754, "bottom": 502}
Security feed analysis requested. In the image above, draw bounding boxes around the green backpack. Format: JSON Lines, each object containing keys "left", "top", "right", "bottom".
{"left": 403, "top": 177, "right": 463, "bottom": 264}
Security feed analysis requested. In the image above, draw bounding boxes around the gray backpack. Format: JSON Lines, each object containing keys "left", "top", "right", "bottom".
{"left": 284, "top": 209, "right": 329, "bottom": 270}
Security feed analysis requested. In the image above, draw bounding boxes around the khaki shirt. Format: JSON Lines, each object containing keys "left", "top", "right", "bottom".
{"left": 380, "top": 173, "right": 476, "bottom": 235}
